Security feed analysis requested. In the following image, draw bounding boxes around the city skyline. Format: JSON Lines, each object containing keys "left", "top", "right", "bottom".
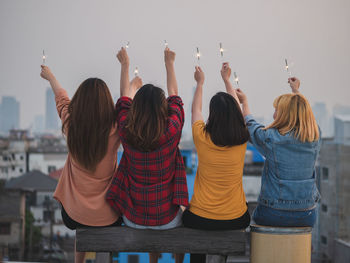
{"left": 1, "top": 0, "right": 350, "bottom": 130}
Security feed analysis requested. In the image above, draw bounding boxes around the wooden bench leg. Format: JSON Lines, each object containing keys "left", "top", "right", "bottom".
{"left": 206, "top": 254, "right": 227, "bottom": 263}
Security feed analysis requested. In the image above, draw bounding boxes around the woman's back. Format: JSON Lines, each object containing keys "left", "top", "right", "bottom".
{"left": 190, "top": 120, "right": 247, "bottom": 220}
{"left": 107, "top": 95, "right": 188, "bottom": 226}
{"left": 53, "top": 88, "right": 120, "bottom": 226}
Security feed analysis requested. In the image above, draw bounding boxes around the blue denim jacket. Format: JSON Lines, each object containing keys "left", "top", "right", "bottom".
{"left": 245, "top": 115, "right": 321, "bottom": 211}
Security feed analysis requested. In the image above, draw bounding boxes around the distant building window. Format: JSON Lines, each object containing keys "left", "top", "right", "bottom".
{"left": 0, "top": 223, "right": 11, "bottom": 235}
{"left": 48, "top": 166, "right": 56, "bottom": 173}
{"left": 128, "top": 255, "right": 140, "bottom": 263}
{"left": 20, "top": 155, "right": 24, "bottom": 160}
{"left": 321, "top": 235, "right": 327, "bottom": 245}
{"left": 11, "top": 153, "right": 15, "bottom": 160}
{"left": 321, "top": 204, "right": 328, "bottom": 212}
{"left": 3, "top": 156, "right": 8, "bottom": 161}
{"left": 12, "top": 166, "right": 15, "bottom": 171}
{"left": 322, "top": 167, "right": 329, "bottom": 180}
{"left": 19, "top": 168, "right": 23, "bottom": 173}
{"left": 43, "top": 210, "right": 54, "bottom": 222}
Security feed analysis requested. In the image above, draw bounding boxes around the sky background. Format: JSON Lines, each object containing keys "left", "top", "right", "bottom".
{"left": 0, "top": 0, "right": 349, "bottom": 134}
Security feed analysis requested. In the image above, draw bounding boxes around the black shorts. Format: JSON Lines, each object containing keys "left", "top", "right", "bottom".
{"left": 61, "top": 205, "right": 123, "bottom": 230}
{"left": 182, "top": 208, "right": 250, "bottom": 230}
{"left": 182, "top": 208, "right": 250, "bottom": 263}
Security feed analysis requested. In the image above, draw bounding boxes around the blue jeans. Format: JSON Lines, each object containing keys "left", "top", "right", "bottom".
{"left": 123, "top": 209, "right": 183, "bottom": 230}
{"left": 253, "top": 204, "right": 316, "bottom": 227}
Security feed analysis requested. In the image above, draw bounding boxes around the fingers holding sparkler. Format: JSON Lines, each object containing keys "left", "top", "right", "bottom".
{"left": 220, "top": 62, "right": 231, "bottom": 82}
{"left": 194, "top": 66, "right": 205, "bottom": 85}
{"left": 116, "top": 47, "right": 130, "bottom": 66}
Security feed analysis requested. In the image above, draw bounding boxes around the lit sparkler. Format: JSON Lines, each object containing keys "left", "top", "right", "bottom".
{"left": 125, "top": 41, "right": 130, "bottom": 49}
{"left": 234, "top": 72, "right": 239, "bottom": 87}
{"left": 42, "top": 50, "right": 46, "bottom": 65}
{"left": 219, "top": 43, "right": 224, "bottom": 59}
{"left": 134, "top": 67, "right": 139, "bottom": 76}
{"left": 196, "top": 47, "right": 201, "bottom": 65}
{"left": 285, "top": 58, "right": 292, "bottom": 77}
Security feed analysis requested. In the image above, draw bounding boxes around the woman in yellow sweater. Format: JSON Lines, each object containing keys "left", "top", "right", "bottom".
{"left": 183, "top": 63, "right": 250, "bottom": 263}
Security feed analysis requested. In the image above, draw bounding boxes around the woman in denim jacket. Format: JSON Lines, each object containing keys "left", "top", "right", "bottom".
{"left": 236, "top": 77, "right": 321, "bottom": 227}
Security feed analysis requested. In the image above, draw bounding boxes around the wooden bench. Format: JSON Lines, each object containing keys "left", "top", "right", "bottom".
{"left": 76, "top": 226, "right": 247, "bottom": 262}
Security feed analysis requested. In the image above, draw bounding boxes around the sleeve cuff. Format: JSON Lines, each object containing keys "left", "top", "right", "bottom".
{"left": 244, "top": 114, "right": 254, "bottom": 123}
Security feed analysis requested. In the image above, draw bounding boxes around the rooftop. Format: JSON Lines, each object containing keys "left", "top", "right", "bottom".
{"left": 5, "top": 170, "right": 57, "bottom": 191}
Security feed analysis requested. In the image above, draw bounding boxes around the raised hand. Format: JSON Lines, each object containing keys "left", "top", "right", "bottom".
{"left": 220, "top": 62, "right": 231, "bottom": 83}
{"left": 194, "top": 66, "right": 205, "bottom": 85}
{"left": 130, "top": 76, "right": 143, "bottom": 91}
{"left": 40, "top": 65, "right": 55, "bottom": 82}
{"left": 288, "top": 77, "right": 300, "bottom": 93}
{"left": 236, "top": 88, "right": 247, "bottom": 104}
{"left": 164, "top": 47, "right": 176, "bottom": 67}
{"left": 116, "top": 47, "right": 129, "bottom": 66}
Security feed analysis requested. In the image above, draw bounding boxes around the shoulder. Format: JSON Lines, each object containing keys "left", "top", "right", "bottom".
{"left": 167, "top": 95, "right": 183, "bottom": 106}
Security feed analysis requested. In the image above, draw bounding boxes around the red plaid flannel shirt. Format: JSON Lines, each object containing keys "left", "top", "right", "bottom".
{"left": 107, "top": 96, "right": 189, "bottom": 226}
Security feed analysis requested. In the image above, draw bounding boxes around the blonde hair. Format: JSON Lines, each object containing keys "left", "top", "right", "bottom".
{"left": 264, "top": 93, "right": 319, "bottom": 142}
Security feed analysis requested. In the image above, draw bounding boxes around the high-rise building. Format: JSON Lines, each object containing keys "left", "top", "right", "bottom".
{"left": 0, "top": 96, "right": 20, "bottom": 133}
{"left": 33, "top": 114, "right": 45, "bottom": 133}
{"left": 316, "top": 114, "right": 350, "bottom": 262}
{"left": 313, "top": 102, "right": 331, "bottom": 137}
{"left": 45, "top": 88, "right": 59, "bottom": 131}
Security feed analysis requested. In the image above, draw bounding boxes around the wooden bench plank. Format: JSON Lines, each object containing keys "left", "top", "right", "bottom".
{"left": 76, "top": 226, "right": 246, "bottom": 255}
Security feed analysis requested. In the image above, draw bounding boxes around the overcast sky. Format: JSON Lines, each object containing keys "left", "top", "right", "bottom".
{"left": 1, "top": 0, "right": 349, "bottom": 132}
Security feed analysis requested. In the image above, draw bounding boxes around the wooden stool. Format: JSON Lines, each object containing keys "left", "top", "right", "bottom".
{"left": 250, "top": 225, "right": 312, "bottom": 263}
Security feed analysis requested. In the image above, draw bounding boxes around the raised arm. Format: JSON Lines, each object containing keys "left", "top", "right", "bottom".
{"left": 220, "top": 62, "right": 240, "bottom": 104}
{"left": 116, "top": 47, "right": 131, "bottom": 98}
{"left": 236, "top": 89, "right": 251, "bottom": 117}
{"left": 191, "top": 66, "right": 204, "bottom": 124}
{"left": 164, "top": 47, "right": 178, "bottom": 96}
{"left": 288, "top": 77, "right": 300, "bottom": 94}
{"left": 40, "top": 65, "right": 65, "bottom": 96}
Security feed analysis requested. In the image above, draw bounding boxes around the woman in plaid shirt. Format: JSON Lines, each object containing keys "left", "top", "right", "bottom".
{"left": 107, "top": 47, "right": 188, "bottom": 263}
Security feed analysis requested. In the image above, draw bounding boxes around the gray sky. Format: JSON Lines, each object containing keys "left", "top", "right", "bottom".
{"left": 1, "top": 0, "right": 349, "bottom": 132}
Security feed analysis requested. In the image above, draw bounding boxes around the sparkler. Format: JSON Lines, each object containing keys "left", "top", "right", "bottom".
{"left": 125, "top": 41, "right": 130, "bottom": 49}
{"left": 234, "top": 72, "right": 239, "bottom": 87}
{"left": 164, "top": 40, "right": 168, "bottom": 48}
{"left": 196, "top": 47, "right": 201, "bottom": 66}
{"left": 285, "top": 58, "right": 292, "bottom": 77}
{"left": 134, "top": 67, "right": 139, "bottom": 76}
{"left": 219, "top": 43, "right": 224, "bottom": 61}
{"left": 42, "top": 50, "right": 46, "bottom": 65}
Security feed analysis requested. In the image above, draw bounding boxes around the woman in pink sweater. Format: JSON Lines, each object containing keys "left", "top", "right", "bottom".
{"left": 40, "top": 65, "right": 141, "bottom": 262}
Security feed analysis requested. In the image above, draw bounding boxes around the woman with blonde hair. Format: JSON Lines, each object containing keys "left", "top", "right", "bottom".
{"left": 236, "top": 77, "right": 321, "bottom": 227}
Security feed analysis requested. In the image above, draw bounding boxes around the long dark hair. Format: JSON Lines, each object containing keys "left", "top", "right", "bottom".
{"left": 125, "top": 84, "right": 168, "bottom": 152}
{"left": 204, "top": 92, "right": 249, "bottom": 147}
{"left": 62, "top": 78, "right": 116, "bottom": 171}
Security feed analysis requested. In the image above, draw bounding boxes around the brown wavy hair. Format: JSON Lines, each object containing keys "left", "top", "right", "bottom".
{"left": 62, "top": 78, "right": 116, "bottom": 171}
{"left": 125, "top": 84, "right": 168, "bottom": 152}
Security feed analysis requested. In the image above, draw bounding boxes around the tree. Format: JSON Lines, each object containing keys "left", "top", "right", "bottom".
{"left": 25, "top": 210, "right": 42, "bottom": 260}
